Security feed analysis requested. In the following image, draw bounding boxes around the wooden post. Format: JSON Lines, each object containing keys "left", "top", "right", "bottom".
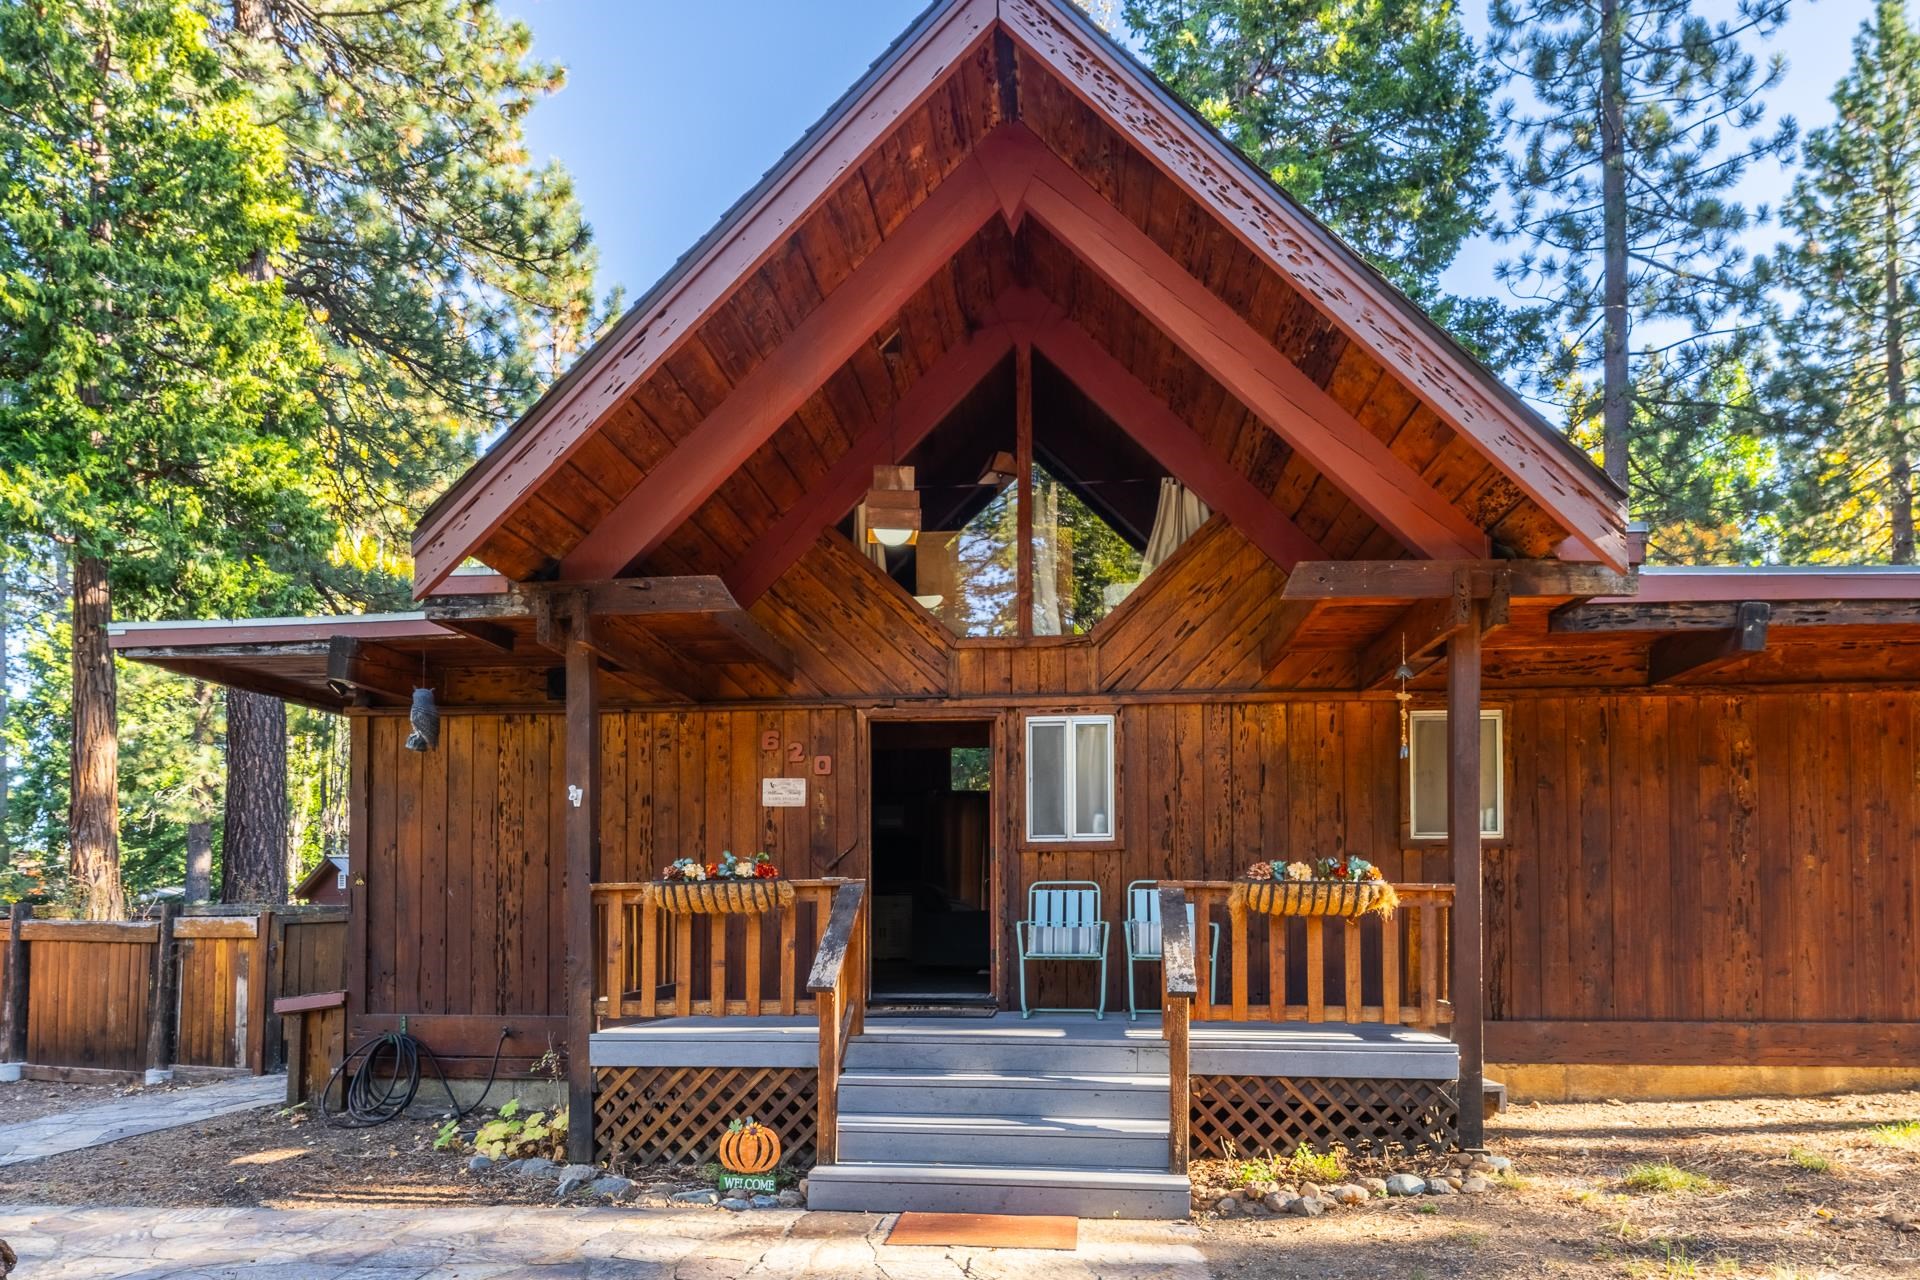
{"left": 145, "top": 902, "right": 179, "bottom": 1084}
{"left": 1015, "top": 340, "right": 1033, "bottom": 637}
{"left": 2, "top": 901, "right": 30, "bottom": 1074}
{"left": 345, "top": 716, "right": 370, "bottom": 1051}
{"left": 1159, "top": 887, "right": 1194, "bottom": 1174}
{"left": 1448, "top": 600, "right": 1486, "bottom": 1148}
{"left": 564, "top": 592, "right": 602, "bottom": 1165}
{"left": 263, "top": 909, "right": 287, "bottom": 1072}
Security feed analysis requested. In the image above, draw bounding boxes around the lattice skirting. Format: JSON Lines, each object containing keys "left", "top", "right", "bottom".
{"left": 593, "top": 1065, "right": 818, "bottom": 1169}
{"left": 1190, "top": 1075, "right": 1459, "bottom": 1158}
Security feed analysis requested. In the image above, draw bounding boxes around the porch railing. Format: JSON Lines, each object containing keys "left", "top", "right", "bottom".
{"left": 1162, "top": 880, "right": 1454, "bottom": 1029}
{"left": 1158, "top": 880, "right": 1454, "bottom": 1175}
{"left": 591, "top": 878, "right": 853, "bottom": 1020}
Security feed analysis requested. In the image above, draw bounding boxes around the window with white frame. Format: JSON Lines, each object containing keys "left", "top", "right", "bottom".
{"left": 1026, "top": 715, "right": 1114, "bottom": 842}
{"left": 1407, "top": 709, "right": 1504, "bottom": 839}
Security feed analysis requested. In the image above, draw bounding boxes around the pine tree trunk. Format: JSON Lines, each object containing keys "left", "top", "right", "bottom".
{"left": 1599, "top": 0, "right": 1631, "bottom": 492}
{"left": 1887, "top": 203, "right": 1914, "bottom": 563}
{"left": 222, "top": 689, "right": 288, "bottom": 904}
{"left": 70, "top": 553, "right": 125, "bottom": 919}
{"left": 184, "top": 681, "right": 218, "bottom": 903}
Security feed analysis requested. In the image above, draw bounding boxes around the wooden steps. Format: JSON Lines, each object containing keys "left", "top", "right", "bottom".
{"left": 807, "top": 1020, "right": 1190, "bottom": 1219}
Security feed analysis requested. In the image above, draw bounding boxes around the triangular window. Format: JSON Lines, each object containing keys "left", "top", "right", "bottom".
{"left": 842, "top": 352, "right": 1206, "bottom": 639}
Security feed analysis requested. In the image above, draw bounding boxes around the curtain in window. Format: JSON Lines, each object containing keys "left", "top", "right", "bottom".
{"left": 1140, "top": 478, "right": 1210, "bottom": 575}
{"left": 1031, "top": 476, "right": 1064, "bottom": 635}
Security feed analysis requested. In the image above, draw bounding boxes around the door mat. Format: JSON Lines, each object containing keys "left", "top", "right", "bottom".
{"left": 885, "top": 1211, "right": 1078, "bottom": 1250}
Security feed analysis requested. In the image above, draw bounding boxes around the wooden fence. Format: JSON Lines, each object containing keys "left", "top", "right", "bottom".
{"left": 1, "top": 903, "right": 346, "bottom": 1084}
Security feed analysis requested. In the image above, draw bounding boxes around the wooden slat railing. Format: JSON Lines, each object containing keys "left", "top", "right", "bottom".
{"left": 807, "top": 881, "right": 868, "bottom": 1165}
{"left": 592, "top": 879, "right": 849, "bottom": 1021}
{"left": 1159, "top": 885, "right": 1194, "bottom": 1175}
{"left": 1161, "top": 881, "right": 1453, "bottom": 1029}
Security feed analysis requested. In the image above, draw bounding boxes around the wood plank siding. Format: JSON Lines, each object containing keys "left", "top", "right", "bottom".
{"left": 352, "top": 685, "right": 1920, "bottom": 1067}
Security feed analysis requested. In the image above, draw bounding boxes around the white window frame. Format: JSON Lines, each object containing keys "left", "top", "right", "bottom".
{"left": 1407, "top": 709, "right": 1504, "bottom": 840}
{"left": 1025, "top": 714, "right": 1116, "bottom": 843}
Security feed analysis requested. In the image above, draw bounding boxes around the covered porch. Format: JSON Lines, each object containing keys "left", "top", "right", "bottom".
{"left": 584, "top": 875, "right": 1460, "bottom": 1185}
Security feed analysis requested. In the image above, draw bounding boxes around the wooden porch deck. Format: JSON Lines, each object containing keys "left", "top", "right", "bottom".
{"left": 590, "top": 1012, "right": 1458, "bottom": 1079}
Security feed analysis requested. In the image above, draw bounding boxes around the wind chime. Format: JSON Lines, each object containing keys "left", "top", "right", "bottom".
{"left": 1394, "top": 633, "right": 1414, "bottom": 759}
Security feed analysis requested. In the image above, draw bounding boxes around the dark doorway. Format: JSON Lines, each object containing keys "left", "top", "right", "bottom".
{"left": 868, "top": 719, "right": 994, "bottom": 1006}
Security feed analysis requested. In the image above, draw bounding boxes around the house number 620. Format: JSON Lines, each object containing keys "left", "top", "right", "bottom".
{"left": 762, "top": 731, "right": 831, "bottom": 775}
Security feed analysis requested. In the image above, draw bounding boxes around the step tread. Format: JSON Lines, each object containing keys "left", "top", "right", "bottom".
{"left": 808, "top": 1161, "right": 1187, "bottom": 1189}
{"left": 838, "top": 1070, "right": 1167, "bottom": 1089}
{"left": 838, "top": 1112, "right": 1169, "bottom": 1136}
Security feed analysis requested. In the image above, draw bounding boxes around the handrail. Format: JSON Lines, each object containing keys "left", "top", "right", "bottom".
{"left": 1159, "top": 886, "right": 1196, "bottom": 999}
{"left": 1159, "top": 885, "right": 1193, "bottom": 1175}
{"left": 808, "top": 881, "right": 867, "bottom": 1166}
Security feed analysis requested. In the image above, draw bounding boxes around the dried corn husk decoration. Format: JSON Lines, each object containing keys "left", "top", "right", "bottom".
{"left": 1235, "top": 879, "right": 1398, "bottom": 919}
{"left": 647, "top": 879, "right": 796, "bottom": 915}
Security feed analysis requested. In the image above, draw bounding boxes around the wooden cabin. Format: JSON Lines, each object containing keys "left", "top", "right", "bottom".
{"left": 114, "top": 0, "right": 1920, "bottom": 1218}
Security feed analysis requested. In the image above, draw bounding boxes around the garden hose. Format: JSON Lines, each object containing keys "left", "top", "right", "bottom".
{"left": 318, "top": 1025, "right": 510, "bottom": 1129}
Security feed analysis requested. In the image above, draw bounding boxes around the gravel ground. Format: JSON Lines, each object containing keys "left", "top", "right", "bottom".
{"left": 1199, "top": 1090, "right": 1920, "bottom": 1278}
{"left": 0, "top": 1103, "right": 715, "bottom": 1210}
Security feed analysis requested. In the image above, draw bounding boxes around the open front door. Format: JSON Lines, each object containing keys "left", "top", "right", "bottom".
{"left": 866, "top": 718, "right": 996, "bottom": 1009}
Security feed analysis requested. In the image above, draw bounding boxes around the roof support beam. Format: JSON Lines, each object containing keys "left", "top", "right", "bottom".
{"left": 1016, "top": 303, "right": 1327, "bottom": 570}
{"left": 1260, "top": 600, "right": 1323, "bottom": 673}
{"left": 1552, "top": 598, "right": 1920, "bottom": 633}
{"left": 978, "top": 126, "right": 1491, "bottom": 563}
{"left": 724, "top": 323, "right": 1017, "bottom": 605}
{"left": 555, "top": 157, "right": 1006, "bottom": 581}
{"left": 997, "top": 0, "right": 1627, "bottom": 570}
{"left": 532, "top": 592, "right": 711, "bottom": 703}
{"left": 1355, "top": 569, "right": 1512, "bottom": 690}
{"left": 1647, "top": 602, "right": 1770, "bottom": 684}
{"left": 325, "top": 637, "right": 420, "bottom": 704}
{"left": 1283, "top": 559, "right": 1635, "bottom": 603}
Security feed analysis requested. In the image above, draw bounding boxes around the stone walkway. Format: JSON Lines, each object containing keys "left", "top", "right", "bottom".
{"left": 0, "top": 1203, "right": 1211, "bottom": 1278}
{"left": 0, "top": 1075, "right": 284, "bottom": 1167}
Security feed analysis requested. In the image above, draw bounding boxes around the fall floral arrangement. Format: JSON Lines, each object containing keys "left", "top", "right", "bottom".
{"left": 1239, "top": 854, "right": 1397, "bottom": 918}
{"left": 1244, "top": 854, "right": 1386, "bottom": 884}
{"left": 661, "top": 851, "right": 781, "bottom": 882}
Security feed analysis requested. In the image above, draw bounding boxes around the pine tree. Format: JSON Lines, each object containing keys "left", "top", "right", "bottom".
{"left": 1766, "top": 0, "right": 1920, "bottom": 563}
{"left": 1124, "top": 0, "right": 1502, "bottom": 323}
{"left": 1491, "top": 0, "right": 1796, "bottom": 487}
{"left": 0, "top": 0, "right": 331, "bottom": 917}
{"left": 210, "top": 0, "right": 607, "bottom": 581}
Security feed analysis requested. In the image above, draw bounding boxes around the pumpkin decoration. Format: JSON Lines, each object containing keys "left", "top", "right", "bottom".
{"left": 717, "top": 1118, "right": 780, "bottom": 1174}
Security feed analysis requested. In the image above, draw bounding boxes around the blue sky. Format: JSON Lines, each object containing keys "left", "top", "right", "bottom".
{"left": 501, "top": 0, "right": 1875, "bottom": 317}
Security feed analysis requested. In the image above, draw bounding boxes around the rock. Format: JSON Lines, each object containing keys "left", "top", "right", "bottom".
{"left": 1426, "top": 1179, "right": 1457, "bottom": 1196}
{"left": 1262, "top": 1192, "right": 1292, "bottom": 1214}
{"left": 1450, "top": 1153, "right": 1475, "bottom": 1169}
{"left": 466, "top": 1154, "right": 494, "bottom": 1175}
{"left": 1460, "top": 1175, "right": 1492, "bottom": 1195}
{"left": 1385, "top": 1173, "right": 1426, "bottom": 1197}
{"left": 644, "top": 1181, "right": 678, "bottom": 1195}
{"left": 1213, "top": 1195, "right": 1241, "bottom": 1216}
{"left": 1469, "top": 1159, "right": 1497, "bottom": 1174}
{"left": 750, "top": 1194, "right": 780, "bottom": 1209}
{"left": 1299, "top": 1181, "right": 1324, "bottom": 1201}
{"left": 718, "top": 1197, "right": 750, "bottom": 1212}
{"left": 1483, "top": 1155, "right": 1512, "bottom": 1173}
{"left": 555, "top": 1172, "right": 597, "bottom": 1198}
{"left": 1331, "top": 1184, "right": 1367, "bottom": 1206}
{"left": 510, "top": 1157, "right": 559, "bottom": 1179}
{"left": 589, "top": 1175, "right": 636, "bottom": 1200}
{"left": 776, "top": 1189, "right": 805, "bottom": 1208}
{"left": 798, "top": 1177, "right": 809, "bottom": 1198}
{"left": 1246, "top": 1180, "right": 1280, "bottom": 1200}
{"left": 671, "top": 1189, "right": 719, "bottom": 1206}
{"left": 1289, "top": 1195, "right": 1325, "bottom": 1217}
{"left": 1360, "top": 1177, "right": 1388, "bottom": 1197}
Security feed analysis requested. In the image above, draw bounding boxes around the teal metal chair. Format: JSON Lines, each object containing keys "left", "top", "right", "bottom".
{"left": 1017, "top": 880, "right": 1109, "bottom": 1019}
{"left": 1123, "top": 880, "right": 1221, "bottom": 1021}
